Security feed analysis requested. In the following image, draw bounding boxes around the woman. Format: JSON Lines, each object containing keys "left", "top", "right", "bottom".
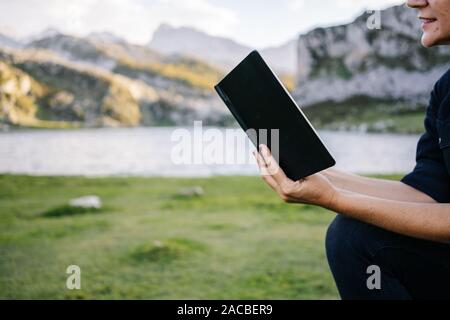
{"left": 254, "top": 0, "right": 450, "bottom": 299}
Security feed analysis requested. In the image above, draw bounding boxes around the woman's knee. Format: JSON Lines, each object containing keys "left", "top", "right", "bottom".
{"left": 325, "top": 215, "right": 357, "bottom": 261}
{"left": 325, "top": 215, "right": 413, "bottom": 299}
{"left": 326, "top": 214, "right": 392, "bottom": 266}
{"left": 325, "top": 214, "right": 380, "bottom": 268}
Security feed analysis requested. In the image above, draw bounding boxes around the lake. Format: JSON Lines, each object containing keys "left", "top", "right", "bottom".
{"left": 0, "top": 127, "right": 420, "bottom": 176}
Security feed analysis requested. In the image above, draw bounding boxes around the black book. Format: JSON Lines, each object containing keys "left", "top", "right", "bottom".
{"left": 214, "top": 50, "right": 335, "bottom": 180}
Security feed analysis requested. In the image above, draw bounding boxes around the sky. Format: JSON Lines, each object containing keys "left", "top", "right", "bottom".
{"left": 0, "top": 0, "right": 405, "bottom": 48}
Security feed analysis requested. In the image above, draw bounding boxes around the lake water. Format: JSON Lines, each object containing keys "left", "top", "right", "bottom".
{"left": 0, "top": 127, "right": 420, "bottom": 176}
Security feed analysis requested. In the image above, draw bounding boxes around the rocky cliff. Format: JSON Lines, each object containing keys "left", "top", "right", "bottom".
{"left": 0, "top": 60, "right": 44, "bottom": 126}
{"left": 294, "top": 5, "right": 450, "bottom": 107}
{"left": 0, "top": 49, "right": 142, "bottom": 127}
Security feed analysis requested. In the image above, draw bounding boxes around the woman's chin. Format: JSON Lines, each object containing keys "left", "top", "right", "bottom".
{"left": 421, "top": 34, "right": 437, "bottom": 47}
{"left": 421, "top": 32, "right": 450, "bottom": 47}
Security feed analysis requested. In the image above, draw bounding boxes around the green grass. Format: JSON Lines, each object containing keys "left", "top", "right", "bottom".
{"left": 0, "top": 174, "right": 401, "bottom": 299}
{"left": 303, "top": 97, "right": 426, "bottom": 134}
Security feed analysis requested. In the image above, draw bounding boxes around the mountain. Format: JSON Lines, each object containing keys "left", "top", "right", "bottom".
{"left": 1, "top": 26, "right": 298, "bottom": 129}
{"left": 260, "top": 39, "right": 297, "bottom": 75}
{"left": 0, "top": 48, "right": 142, "bottom": 127}
{"left": 294, "top": 5, "right": 450, "bottom": 107}
{"left": 87, "top": 31, "right": 126, "bottom": 44}
{"left": 148, "top": 24, "right": 250, "bottom": 70}
{"left": 23, "top": 27, "right": 60, "bottom": 44}
{"left": 3, "top": 5, "right": 443, "bottom": 132}
{"left": 28, "top": 32, "right": 119, "bottom": 69}
{"left": 148, "top": 24, "right": 297, "bottom": 75}
{"left": 0, "top": 32, "right": 22, "bottom": 49}
{"left": 0, "top": 30, "right": 229, "bottom": 128}
{"left": 26, "top": 31, "right": 223, "bottom": 91}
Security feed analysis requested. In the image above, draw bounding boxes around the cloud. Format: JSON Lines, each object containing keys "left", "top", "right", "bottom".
{"left": 287, "top": 0, "right": 306, "bottom": 11}
{"left": 336, "top": 0, "right": 404, "bottom": 10}
{"left": 0, "top": 0, "right": 406, "bottom": 47}
{"left": 150, "top": 0, "right": 238, "bottom": 36}
{"left": 0, "top": 0, "right": 238, "bottom": 44}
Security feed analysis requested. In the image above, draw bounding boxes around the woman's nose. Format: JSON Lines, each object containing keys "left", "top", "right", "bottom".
{"left": 406, "top": 0, "right": 428, "bottom": 8}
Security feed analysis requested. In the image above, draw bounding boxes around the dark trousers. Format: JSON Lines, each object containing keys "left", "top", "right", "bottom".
{"left": 325, "top": 215, "right": 450, "bottom": 300}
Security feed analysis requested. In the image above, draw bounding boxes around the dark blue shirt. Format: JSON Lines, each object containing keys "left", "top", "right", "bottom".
{"left": 402, "top": 68, "right": 450, "bottom": 203}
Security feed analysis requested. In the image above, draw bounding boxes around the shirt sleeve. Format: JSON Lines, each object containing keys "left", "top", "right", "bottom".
{"left": 401, "top": 71, "right": 450, "bottom": 203}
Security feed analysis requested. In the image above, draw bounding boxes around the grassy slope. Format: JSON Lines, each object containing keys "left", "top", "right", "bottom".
{"left": 113, "top": 55, "right": 224, "bottom": 91}
{"left": 0, "top": 174, "right": 402, "bottom": 299}
{"left": 302, "top": 97, "right": 426, "bottom": 134}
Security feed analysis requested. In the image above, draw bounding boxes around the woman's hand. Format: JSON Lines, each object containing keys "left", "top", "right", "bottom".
{"left": 253, "top": 145, "right": 450, "bottom": 243}
{"left": 253, "top": 144, "right": 339, "bottom": 209}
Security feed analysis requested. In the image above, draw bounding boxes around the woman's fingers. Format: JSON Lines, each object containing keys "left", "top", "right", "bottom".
{"left": 253, "top": 146, "right": 302, "bottom": 203}
{"left": 258, "top": 144, "right": 291, "bottom": 187}
{"left": 254, "top": 147, "right": 272, "bottom": 176}
{"left": 256, "top": 144, "right": 296, "bottom": 198}
{"left": 253, "top": 150, "right": 280, "bottom": 192}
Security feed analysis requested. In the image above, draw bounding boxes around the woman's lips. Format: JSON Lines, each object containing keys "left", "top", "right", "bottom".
{"left": 419, "top": 17, "right": 437, "bottom": 29}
